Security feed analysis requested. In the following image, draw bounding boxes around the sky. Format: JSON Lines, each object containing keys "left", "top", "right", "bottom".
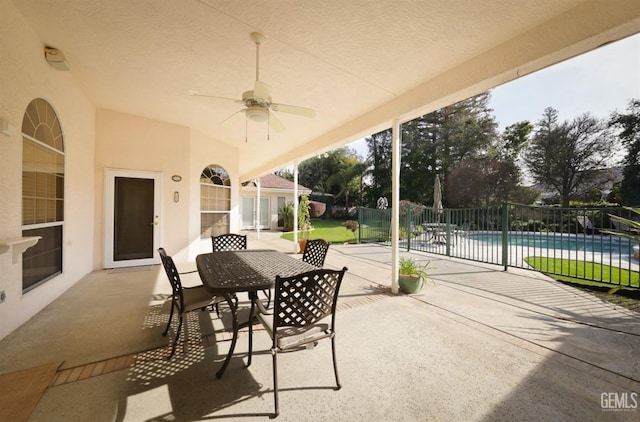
{"left": 348, "top": 32, "right": 640, "bottom": 158}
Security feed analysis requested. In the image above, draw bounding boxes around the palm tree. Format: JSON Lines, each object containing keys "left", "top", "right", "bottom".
{"left": 326, "top": 161, "right": 368, "bottom": 208}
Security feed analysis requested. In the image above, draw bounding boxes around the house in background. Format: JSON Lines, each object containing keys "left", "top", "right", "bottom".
{"left": 240, "top": 174, "right": 311, "bottom": 231}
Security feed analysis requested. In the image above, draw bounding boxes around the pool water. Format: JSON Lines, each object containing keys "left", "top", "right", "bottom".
{"left": 468, "top": 232, "right": 636, "bottom": 255}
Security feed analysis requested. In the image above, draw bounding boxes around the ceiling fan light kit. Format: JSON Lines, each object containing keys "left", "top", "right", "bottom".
{"left": 246, "top": 106, "right": 268, "bottom": 122}
{"left": 188, "top": 31, "right": 314, "bottom": 139}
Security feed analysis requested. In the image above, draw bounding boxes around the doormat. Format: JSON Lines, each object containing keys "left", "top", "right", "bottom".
{"left": 0, "top": 361, "right": 63, "bottom": 421}
{"left": 107, "top": 266, "right": 154, "bottom": 274}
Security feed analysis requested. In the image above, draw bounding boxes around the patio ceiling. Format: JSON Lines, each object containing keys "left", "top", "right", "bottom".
{"left": 12, "top": 0, "right": 640, "bottom": 180}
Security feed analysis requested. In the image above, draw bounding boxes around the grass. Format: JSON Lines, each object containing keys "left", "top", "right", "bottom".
{"left": 524, "top": 256, "right": 640, "bottom": 313}
{"left": 524, "top": 256, "right": 640, "bottom": 288}
{"left": 280, "top": 219, "right": 358, "bottom": 244}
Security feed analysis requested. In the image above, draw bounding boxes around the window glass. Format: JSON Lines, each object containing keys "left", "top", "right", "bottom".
{"left": 200, "top": 165, "right": 231, "bottom": 238}
{"left": 22, "top": 98, "right": 64, "bottom": 292}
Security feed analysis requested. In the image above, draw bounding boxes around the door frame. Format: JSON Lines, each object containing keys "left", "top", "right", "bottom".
{"left": 104, "top": 169, "right": 162, "bottom": 268}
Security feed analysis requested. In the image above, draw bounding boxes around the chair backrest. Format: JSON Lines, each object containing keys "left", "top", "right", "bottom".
{"left": 273, "top": 267, "right": 347, "bottom": 331}
{"left": 301, "top": 239, "right": 329, "bottom": 267}
{"left": 211, "top": 233, "right": 247, "bottom": 252}
{"left": 158, "top": 248, "right": 184, "bottom": 311}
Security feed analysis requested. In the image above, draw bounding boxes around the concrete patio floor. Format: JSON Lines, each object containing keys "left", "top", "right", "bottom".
{"left": 1, "top": 230, "right": 639, "bottom": 421}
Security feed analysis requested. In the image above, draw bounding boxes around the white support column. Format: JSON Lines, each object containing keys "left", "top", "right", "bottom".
{"left": 391, "top": 119, "right": 401, "bottom": 294}
{"left": 256, "top": 177, "right": 261, "bottom": 239}
{"left": 293, "top": 161, "right": 299, "bottom": 253}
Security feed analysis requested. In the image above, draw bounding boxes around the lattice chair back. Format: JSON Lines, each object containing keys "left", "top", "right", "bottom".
{"left": 273, "top": 267, "right": 346, "bottom": 331}
{"left": 301, "top": 238, "right": 329, "bottom": 267}
{"left": 158, "top": 247, "right": 184, "bottom": 312}
{"left": 211, "top": 233, "right": 247, "bottom": 252}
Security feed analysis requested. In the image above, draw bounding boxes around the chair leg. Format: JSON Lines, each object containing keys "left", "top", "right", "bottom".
{"left": 331, "top": 337, "right": 341, "bottom": 390}
{"left": 264, "top": 289, "right": 271, "bottom": 309}
{"left": 247, "top": 296, "right": 256, "bottom": 367}
{"left": 168, "top": 314, "right": 183, "bottom": 360}
{"left": 163, "top": 299, "right": 175, "bottom": 336}
{"left": 272, "top": 349, "right": 279, "bottom": 418}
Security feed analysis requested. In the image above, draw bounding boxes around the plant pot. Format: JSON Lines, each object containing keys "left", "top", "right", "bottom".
{"left": 398, "top": 274, "right": 424, "bottom": 294}
{"left": 298, "top": 239, "right": 307, "bottom": 254}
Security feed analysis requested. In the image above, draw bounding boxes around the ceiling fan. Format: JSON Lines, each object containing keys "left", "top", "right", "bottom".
{"left": 188, "top": 32, "right": 315, "bottom": 137}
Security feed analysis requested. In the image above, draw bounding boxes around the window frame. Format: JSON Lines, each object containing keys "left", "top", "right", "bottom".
{"left": 21, "top": 98, "right": 65, "bottom": 292}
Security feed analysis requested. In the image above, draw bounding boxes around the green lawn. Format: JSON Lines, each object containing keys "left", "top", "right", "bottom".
{"left": 524, "top": 256, "right": 640, "bottom": 289}
{"left": 280, "top": 219, "right": 357, "bottom": 244}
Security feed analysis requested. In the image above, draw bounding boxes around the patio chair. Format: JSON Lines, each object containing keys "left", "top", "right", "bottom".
{"left": 158, "top": 248, "right": 225, "bottom": 360}
{"left": 211, "top": 233, "right": 247, "bottom": 251}
{"left": 248, "top": 267, "right": 348, "bottom": 417}
{"left": 211, "top": 233, "right": 269, "bottom": 307}
{"left": 301, "top": 238, "right": 330, "bottom": 267}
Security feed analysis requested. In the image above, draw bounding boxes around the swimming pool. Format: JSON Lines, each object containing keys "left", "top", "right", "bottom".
{"left": 467, "top": 232, "right": 636, "bottom": 255}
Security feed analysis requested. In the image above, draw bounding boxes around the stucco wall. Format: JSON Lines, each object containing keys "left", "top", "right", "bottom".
{"left": 94, "top": 111, "right": 240, "bottom": 265}
{"left": 187, "top": 129, "right": 240, "bottom": 260}
{"left": 0, "top": 0, "right": 96, "bottom": 340}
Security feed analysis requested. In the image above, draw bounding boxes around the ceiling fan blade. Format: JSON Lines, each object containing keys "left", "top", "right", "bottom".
{"left": 268, "top": 111, "right": 286, "bottom": 132}
{"left": 187, "top": 90, "right": 243, "bottom": 104}
{"left": 270, "top": 102, "right": 315, "bottom": 118}
{"left": 253, "top": 81, "right": 271, "bottom": 101}
{"left": 220, "top": 109, "right": 246, "bottom": 126}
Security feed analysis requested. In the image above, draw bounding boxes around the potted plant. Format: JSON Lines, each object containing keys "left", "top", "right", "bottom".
{"left": 297, "top": 194, "right": 312, "bottom": 253}
{"left": 398, "top": 256, "right": 431, "bottom": 294}
{"left": 298, "top": 222, "right": 312, "bottom": 253}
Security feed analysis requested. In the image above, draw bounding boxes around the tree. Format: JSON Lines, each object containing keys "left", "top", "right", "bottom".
{"left": 297, "top": 147, "right": 363, "bottom": 198}
{"left": 326, "top": 159, "right": 368, "bottom": 208}
{"left": 492, "top": 121, "right": 533, "bottom": 161}
{"left": 365, "top": 129, "right": 393, "bottom": 206}
{"left": 446, "top": 158, "right": 524, "bottom": 206}
{"left": 274, "top": 169, "right": 293, "bottom": 181}
{"left": 609, "top": 99, "right": 640, "bottom": 205}
{"left": 401, "top": 92, "right": 498, "bottom": 205}
{"left": 365, "top": 92, "right": 498, "bottom": 206}
{"left": 522, "top": 107, "right": 617, "bottom": 207}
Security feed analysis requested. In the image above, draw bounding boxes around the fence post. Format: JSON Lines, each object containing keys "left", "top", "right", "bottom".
{"left": 445, "top": 208, "right": 451, "bottom": 256}
{"left": 358, "top": 207, "right": 362, "bottom": 243}
{"left": 406, "top": 207, "right": 412, "bottom": 251}
{"left": 502, "top": 202, "right": 509, "bottom": 271}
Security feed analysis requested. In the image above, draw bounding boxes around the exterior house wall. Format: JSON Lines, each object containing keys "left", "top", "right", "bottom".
{"left": 0, "top": 0, "right": 96, "bottom": 339}
{"left": 94, "top": 110, "right": 241, "bottom": 266}
{"left": 0, "top": 0, "right": 242, "bottom": 340}
{"left": 187, "top": 128, "right": 240, "bottom": 260}
{"left": 240, "top": 188, "right": 292, "bottom": 231}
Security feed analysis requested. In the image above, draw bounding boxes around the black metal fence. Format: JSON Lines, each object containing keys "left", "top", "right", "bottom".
{"left": 358, "top": 204, "right": 640, "bottom": 289}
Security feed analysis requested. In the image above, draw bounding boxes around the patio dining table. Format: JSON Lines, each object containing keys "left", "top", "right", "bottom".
{"left": 196, "top": 249, "right": 316, "bottom": 378}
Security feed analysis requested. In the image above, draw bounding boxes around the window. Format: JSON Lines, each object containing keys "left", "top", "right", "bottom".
{"left": 22, "top": 98, "right": 64, "bottom": 292}
{"left": 200, "top": 165, "right": 231, "bottom": 238}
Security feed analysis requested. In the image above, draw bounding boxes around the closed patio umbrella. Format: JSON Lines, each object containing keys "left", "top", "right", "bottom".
{"left": 433, "top": 174, "right": 443, "bottom": 221}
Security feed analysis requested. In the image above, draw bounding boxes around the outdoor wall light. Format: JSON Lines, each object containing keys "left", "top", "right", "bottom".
{"left": 44, "top": 47, "right": 71, "bottom": 71}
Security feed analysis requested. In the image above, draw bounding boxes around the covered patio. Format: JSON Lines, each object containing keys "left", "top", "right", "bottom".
{"left": 0, "top": 232, "right": 638, "bottom": 420}
{"left": 1, "top": 1, "right": 640, "bottom": 419}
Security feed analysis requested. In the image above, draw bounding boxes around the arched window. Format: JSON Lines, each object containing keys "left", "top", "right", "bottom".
{"left": 22, "top": 98, "right": 64, "bottom": 291}
{"left": 200, "top": 165, "right": 231, "bottom": 238}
